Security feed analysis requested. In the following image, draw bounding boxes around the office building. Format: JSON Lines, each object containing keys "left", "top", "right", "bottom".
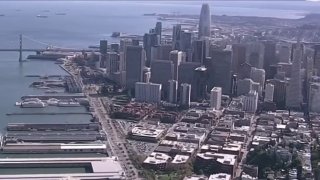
{"left": 106, "top": 52, "right": 120, "bottom": 76}
{"left": 198, "top": 3, "right": 211, "bottom": 38}
{"left": 263, "top": 41, "right": 277, "bottom": 79}
{"left": 250, "top": 67, "right": 265, "bottom": 87}
{"left": 143, "top": 67, "right": 151, "bottom": 83}
{"left": 125, "top": 46, "right": 145, "bottom": 90}
{"left": 210, "top": 87, "right": 222, "bottom": 110}
{"left": 110, "top": 43, "right": 119, "bottom": 53}
{"left": 155, "top": 22, "right": 162, "bottom": 43}
{"left": 120, "top": 38, "right": 132, "bottom": 52}
{"left": 279, "top": 45, "right": 291, "bottom": 63}
{"left": 232, "top": 44, "right": 246, "bottom": 74}
{"left": 169, "top": 80, "right": 178, "bottom": 104}
{"left": 99, "top": 40, "right": 108, "bottom": 55}
{"left": 135, "top": 82, "right": 162, "bottom": 103}
{"left": 286, "top": 43, "right": 303, "bottom": 109}
{"left": 150, "top": 60, "right": 174, "bottom": 97}
{"left": 192, "top": 66, "right": 208, "bottom": 101}
{"left": 267, "top": 78, "right": 287, "bottom": 109}
{"left": 178, "top": 62, "right": 201, "bottom": 85}
{"left": 309, "top": 82, "right": 320, "bottom": 113}
{"left": 242, "top": 90, "right": 258, "bottom": 113}
{"left": 180, "top": 30, "right": 193, "bottom": 52}
{"left": 265, "top": 83, "right": 274, "bottom": 102}
{"left": 314, "top": 45, "right": 320, "bottom": 75}
{"left": 192, "top": 39, "right": 209, "bottom": 64}
{"left": 172, "top": 24, "right": 182, "bottom": 50}
{"left": 180, "top": 83, "right": 191, "bottom": 107}
{"left": 237, "top": 78, "right": 253, "bottom": 96}
{"left": 170, "top": 50, "right": 183, "bottom": 81}
{"left": 151, "top": 44, "right": 172, "bottom": 62}
{"left": 208, "top": 49, "right": 233, "bottom": 95}
{"left": 246, "top": 42, "right": 264, "bottom": 69}
{"left": 143, "top": 33, "right": 159, "bottom": 66}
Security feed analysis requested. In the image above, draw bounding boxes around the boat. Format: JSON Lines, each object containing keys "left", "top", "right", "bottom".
{"left": 21, "top": 101, "right": 46, "bottom": 108}
{"left": 143, "top": 13, "right": 156, "bottom": 16}
{"left": 36, "top": 15, "right": 48, "bottom": 18}
{"left": 58, "top": 101, "right": 81, "bottom": 107}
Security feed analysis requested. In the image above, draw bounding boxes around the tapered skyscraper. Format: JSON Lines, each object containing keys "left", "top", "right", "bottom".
{"left": 198, "top": 3, "right": 211, "bottom": 38}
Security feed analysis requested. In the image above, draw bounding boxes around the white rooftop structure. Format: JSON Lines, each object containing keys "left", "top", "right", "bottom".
{"left": 209, "top": 173, "right": 231, "bottom": 180}
{"left": 144, "top": 152, "right": 171, "bottom": 165}
{"left": 196, "top": 152, "right": 237, "bottom": 166}
{"left": 172, "top": 154, "right": 190, "bottom": 164}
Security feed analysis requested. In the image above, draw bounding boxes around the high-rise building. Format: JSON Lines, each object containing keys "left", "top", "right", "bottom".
{"left": 155, "top": 22, "right": 162, "bottom": 44}
{"left": 263, "top": 41, "right": 277, "bottom": 79}
{"left": 100, "top": 40, "right": 108, "bottom": 55}
{"left": 198, "top": 3, "right": 211, "bottom": 38}
{"left": 250, "top": 67, "right": 265, "bottom": 90}
{"left": 120, "top": 39, "right": 132, "bottom": 52}
{"left": 247, "top": 42, "right": 264, "bottom": 69}
{"left": 180, "top": 83, "right": 191, "bottom": 107}
{"left": 150, "top": 60, "right": 174, "bottom": 96}
{"left": 180, "top": 30, "right": 193, "bottom": 52}
{"left": 135, "top": 82, "right": 162, "bottom": 103}
{"left": 309, "top": 82, "right": 320, "bottom": 113}
{"left": 237, "top": 78, "right": 253, "bottom": 96}
{"left": 168, "top": 80, "right": 178, "bottom": 104}
{"left": 143, "top": 33, "right": 159, "bottom": 67}
{"left": 192, "top": 39, "right": 209, "bottom": 64}
{"left": 170, "top": 50, "right": 183, "bottom": 81}
{"left": 314, "top": 45, "right": 320, "bottom": 75}
{"left": 192, "top": 66, "right": 208, "bottom": 101}
{"left": 151, "top": 44, "right": 172, "bottom": 62}
{"left": 208, "top": 49, "right": 233, "bottom": 95}
{"left": 210, "top": 87, "right": 222, "bottom": 110}
{"left": 143, "top": 67, "right": 151, "bottom": 83}
{"left": 125, "top": 46, "right": 145, "bottom": 90}
{"left": 242, "top": 90, "right": 258, "bottom": 113}
{"left": 278, "top": 45, "right": 291, "bottom": 63}
{"left": 178, "top": 62, "right": 201, "bottom": 85}
{"left": 172, "top": 24, "right": 182, "bottom": 50}
{"left": 286, "top": 43, "right": 303, "bottom": 109}
{"left": 232, "top": 44, "right": 246, "bottom": 75}
{"left": 265, "top": 83, "right": 274, "bottom": 102}
{"left": 267, "top": 78, "right": 287, "bottom": 109}
{"left": 106, "top": 52, "right": 120, "bottom": 76}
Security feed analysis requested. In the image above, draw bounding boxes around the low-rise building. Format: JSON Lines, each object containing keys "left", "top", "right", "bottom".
{"left": 143, "top": 152, "right": 172, "bottom": 170}
{"left": 208, "top": 173, "right": 231, "bottom": 180}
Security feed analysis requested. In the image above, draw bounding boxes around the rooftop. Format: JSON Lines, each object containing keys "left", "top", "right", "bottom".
{"left": 196, "top": 152, "right": 237, "bottom": 165}
{"left": 208, "top": 173, "right": 231, "bottom": 180}
{"left": 144, "top": 152, "right": 171, "bottom": 165}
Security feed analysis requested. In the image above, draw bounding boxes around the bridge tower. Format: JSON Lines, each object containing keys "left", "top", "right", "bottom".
{"left": 19, "top": 34, "right": 23, "bottom": 62}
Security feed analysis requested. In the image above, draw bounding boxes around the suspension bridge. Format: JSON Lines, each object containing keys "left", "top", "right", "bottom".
{"left": 0, "top": 34, "right": 99, "bottom": 62}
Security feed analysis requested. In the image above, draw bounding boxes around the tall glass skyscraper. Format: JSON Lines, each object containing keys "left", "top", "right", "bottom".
{"left": 198, "top": 3, "right": 211, "bottom": 38}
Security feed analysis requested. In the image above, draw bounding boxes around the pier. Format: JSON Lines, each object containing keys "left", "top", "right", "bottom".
{"left": 6, "top": 112, "right": 92, "bottom": 116}
{"left": 21, "top": 94, "right": 86, "bottom": 100}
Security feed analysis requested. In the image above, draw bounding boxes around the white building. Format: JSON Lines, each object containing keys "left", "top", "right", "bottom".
{"left": 135, "top": 82, "right": 162, "bottom": 103}
{"left": 210, "top": 87, "right": 222, "bottom": 110}
{"left": 209, "top": 173, "right": 231, "bottom": 180}
{"left": 265, "top": 83, "right": 274, "bottom": 102}
{"left": 242, "top": 90, "right": 258, "bottom": 113}
{"left": 168, "top": 80, "right": 178, "bottom": 104}
{"left": 180, "top": 83, "right": 191, "bottom": 107}
{"left": 250, "top": 67, "right": 265, "bottom": 94}
{"left": 309, "top": 82, "right": 320, "bottom": 113}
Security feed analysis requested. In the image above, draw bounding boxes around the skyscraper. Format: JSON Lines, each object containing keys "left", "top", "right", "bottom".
{"left": 208, "top": 49, "right": 233, "bottom": 95}
{"left": 150, "top": 60, "right": 174, "bottom": 97}
{"left": 172, "top": 24, "right": 182, "bottom": 50}
{"left": 155, "top": 22, "right": 162, "bottom": 44}
{"left": 168, "top": 80, "right": 178, "bottom": 104}
{"left": 170, "top": 50, "right": 183, "bottom": 81}
{"left": 286, "top": 43, "right": 303, "bottom": 109}
{"left": 180, "top": 83, "right": 191, "bottom": 108}
{"left": 250, "top": 67, "right": 265, "bottom": 92}
{"left": 192, "top": 66, "right": 208, "bottom": 101}
{"left": 242, "top": 90, "right": 258, "bottom": 113}
{"left": 314, "top": 45, "right": 320, "bottom": 75}
{"left": 232, "top": 44, "right": 246, "bottom": 74}
{"left": 143, "top": 33, "right": 158, "bottom": 67}
{"left": 125, "top": 46, "right": 145, "bottom": 90}
{"left": 265, "top": 83, "right": 274, "bottom": 102}
{"left": 135, "top": 82, "right": 162, "bottom": 103}
{"left": 198, "top": 3, "right": 211, "bottom": 38}
{"left": 263, "top": 40, "right": 277, "bottom": 79}
{"left": 309, "top": 82, "right": 320, "bottom": 113}
{"left": 210, "top": 87, "right": 222, "bottom": 110}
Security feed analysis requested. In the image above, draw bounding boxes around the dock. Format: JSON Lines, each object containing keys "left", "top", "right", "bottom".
{"left": 6, "top": 112, "right": 92, "bottom": 116}
{"left": 21, "top": 94, "right": 86, "bottom": 100}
